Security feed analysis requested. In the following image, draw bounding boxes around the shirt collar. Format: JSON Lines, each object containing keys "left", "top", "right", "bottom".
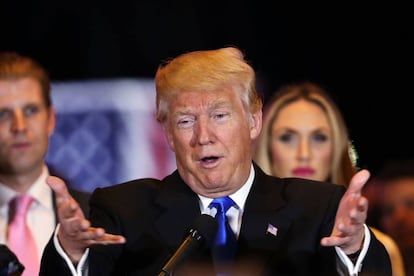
{"left": 198, "top": 163, "right": 255, "bottom": 212}
{"left": 0, "top": 165, "right": 53, "bottom": 209}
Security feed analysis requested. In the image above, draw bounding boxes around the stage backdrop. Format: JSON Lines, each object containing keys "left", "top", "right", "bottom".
{"left": 46, "top": 78, "right": 176, "bottom": 193}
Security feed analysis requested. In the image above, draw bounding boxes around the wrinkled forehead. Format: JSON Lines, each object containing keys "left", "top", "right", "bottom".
{"left": 169, "top": 86, "right": 242, "bottom": 112}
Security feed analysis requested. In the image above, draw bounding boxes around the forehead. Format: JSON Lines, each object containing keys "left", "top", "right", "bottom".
{"left": 170, "top": 87, "right": 241, "bottom": 111}
{"left": 273, "top": 99, "right": 329, "bottom": 129}
{"left": 0, "top": 77, "right": 43, "bottom": 106}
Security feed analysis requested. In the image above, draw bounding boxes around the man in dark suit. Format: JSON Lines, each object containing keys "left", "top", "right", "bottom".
{"left": 0, "top": 52, "right": 90, "bottom": 276}
{"left": 40, "top": 47, "right": 391, "bottom": 275}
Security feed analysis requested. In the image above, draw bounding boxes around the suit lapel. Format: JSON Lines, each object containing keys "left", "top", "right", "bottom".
{"left": 238, "top": 165, "right": 293, "bottom": 253}
{"left": 153, "top": 166, "right": 297, "bottom": 257}
{"left": 154, "top": 171, "right": 202, "bottom": 249}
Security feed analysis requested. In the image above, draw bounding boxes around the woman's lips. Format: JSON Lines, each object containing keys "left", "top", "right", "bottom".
{"left": 292, "top": 167, "right": 315, "bottom": 177}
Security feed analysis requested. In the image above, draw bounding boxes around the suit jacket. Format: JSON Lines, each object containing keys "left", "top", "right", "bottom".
{"left": 40, "top": 163, "right": 391, "bottom": 276}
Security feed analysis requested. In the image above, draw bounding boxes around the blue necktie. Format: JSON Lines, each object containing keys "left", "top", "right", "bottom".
{"left": 209, "top": 196, "right": 237, "bottom": 266}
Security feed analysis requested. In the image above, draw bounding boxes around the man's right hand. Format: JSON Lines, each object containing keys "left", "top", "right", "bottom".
{"left": 47, "top": 176, "right": 126, "bottom": 264}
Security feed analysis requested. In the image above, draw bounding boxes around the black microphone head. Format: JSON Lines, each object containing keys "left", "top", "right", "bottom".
{"left": 0, "top": 244, "right": 25, "bottom": 276}
{"left": 187, "top": 214, "right": 218, "bottom": 249}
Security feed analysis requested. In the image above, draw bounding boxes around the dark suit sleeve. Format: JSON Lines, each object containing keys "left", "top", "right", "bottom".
{"left": 357, "top": 227, "right": 392, "bottom": 276}
{"left": 39, "top": 235, "right": 75, "bottom": 276}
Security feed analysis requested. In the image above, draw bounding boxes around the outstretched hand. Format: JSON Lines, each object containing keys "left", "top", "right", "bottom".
{"left": 320, "top": 169, "right": 370, "bottom": 254}
{"left": 47, "top": 176, "right": 126, "bottom": 264}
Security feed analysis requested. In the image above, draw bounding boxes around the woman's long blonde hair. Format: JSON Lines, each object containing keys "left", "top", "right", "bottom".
{"left": 254, "top": 81, "right": 357, "bottom": 186}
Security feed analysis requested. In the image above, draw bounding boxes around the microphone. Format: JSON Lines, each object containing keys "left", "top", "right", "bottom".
{"left": 158, "top": 214, "right": 217, "bottom": 276}
{"left": 0, "top": 244, "right": 25, "bottom": 276}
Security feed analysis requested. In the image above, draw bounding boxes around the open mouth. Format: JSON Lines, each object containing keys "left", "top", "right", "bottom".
{"left": 201, "top": 156, "right": 219, "bottom": 163}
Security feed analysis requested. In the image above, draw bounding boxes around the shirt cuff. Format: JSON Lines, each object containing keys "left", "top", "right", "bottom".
{"left": 53, "top": 224, "right": 89, "bottom": 276}
{"left": 335, "top": 224, "right": 370, "bottom": 276}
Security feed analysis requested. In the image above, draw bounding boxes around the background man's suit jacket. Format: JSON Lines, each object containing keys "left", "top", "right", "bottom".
{"left": 40, "top": 163, "right": 391, "bottom": 276}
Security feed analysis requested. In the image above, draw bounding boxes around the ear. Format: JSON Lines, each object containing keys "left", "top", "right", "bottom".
{"left": 48, "top": 106, "right": 56, "bottom": 137}
{"left": 249, "top": 109, "right": 262, "bottom": 140}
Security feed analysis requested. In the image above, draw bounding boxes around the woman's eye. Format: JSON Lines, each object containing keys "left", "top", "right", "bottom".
{"left": 313, "top": 133, "right": 328, "bottom": 142}
{"left": 278, "top": 133, "right": 294, "bottom": 143}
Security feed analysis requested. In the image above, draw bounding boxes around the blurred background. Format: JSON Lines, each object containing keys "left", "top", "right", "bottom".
{"left": 2, "top": 1, "right": 413, "bottom": 177}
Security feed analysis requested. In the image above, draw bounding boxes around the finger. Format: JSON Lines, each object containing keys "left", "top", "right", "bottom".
{"left": 73, "top": 228, "right": 125, "bottom": 245}
{"left": 70, "top": 219, "right": 91, "bottom": 234}
{"left": 69, "top": 225, "right": 103, "bottom": 240}
{"left": 60, "top": 218, "right": 92, "bottom": 240}
{"left": 92, "top": 233, "right": 126, "bottom": 245}
{"left": 321, "top": 235, "right": 350, "bottom": 247}
{"left": 353, "top": 197, "right": 368, "bottom": 216}
{"left": 357, "top": 196, "right": 368, "bottom": 210}
{"left": 59, "top": 199, "right": 82, "bottom": 218}
{"left": 47, "top": 176, "right": 72, "bottom": 200}
{"left": 346, "top": 197, "right": 368, "bottom": 225}
{"left": 347, "top": 169, "right": 370, "bottom": 194}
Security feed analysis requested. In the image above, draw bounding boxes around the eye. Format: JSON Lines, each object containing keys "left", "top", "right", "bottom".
{"left": 278, "top": 132, "right": 294, "bottom": 143}
{"left": 24, "top": 104, "right": 40, "bottom": 116}
{"left": 213, "top": 112, "right": 229, "bottom": 121}
{"left": 0, "top": 109, "right": 12, "bottom": 122}
{"left": 312, "top": 133, "right": 328, "bottom": 143}
{"left": 176, "top": 117, "right": 195, "bottom": 129}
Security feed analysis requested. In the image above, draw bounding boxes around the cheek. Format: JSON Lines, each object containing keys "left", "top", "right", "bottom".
{"left": 34, "top": 120, "right": 52, "bottom": 138}
{"left": 0, "top": 125, "right": 8, "bottom": 139}
{"left": 222, "top": 121, "right": 250, "bottom": 145}
{"left": 166, "top": 132, "right": 176, "bottom": 151}
{"left": 270, "top": 145, "right": 293, "bottom": 176}
{"left": 320, "top": 153, "right": 332, "bottom": 168}
{"left": 270, "top": 142, "right": 292, "bottom": 162}
{"left": 315, "top": 146, "right": 333, "bottom": 164}
{"left": 315, "top": 149, "right": 332, "bottom": 174}
{"left": 171, "top": 129, "right": 206, "bottom": 159}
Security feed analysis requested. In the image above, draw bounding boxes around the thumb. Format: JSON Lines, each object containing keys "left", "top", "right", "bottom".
{"left": 347, "top": 169, "right": 370, "bottom": 194}
{"left": 46, "top": 175, "right": 71, "bottom": 199}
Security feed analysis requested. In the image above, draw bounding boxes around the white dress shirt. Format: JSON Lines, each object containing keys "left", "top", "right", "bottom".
{"left": 0, "top": 165, "right": 55, "bottom": 263}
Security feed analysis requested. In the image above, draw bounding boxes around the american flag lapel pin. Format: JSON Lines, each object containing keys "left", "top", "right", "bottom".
{"left": 266, "top": 223, "right": 278, "bottom": 236}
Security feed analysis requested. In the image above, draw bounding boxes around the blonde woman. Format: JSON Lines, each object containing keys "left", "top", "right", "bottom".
{"left": 254, "top": 81, "right": 404, "bottom": 276}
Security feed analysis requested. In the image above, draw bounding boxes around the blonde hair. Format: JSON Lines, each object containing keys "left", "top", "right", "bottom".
{"left": 254, "top": 81, "right": 356, "bottom": 186}
{"left": 155, "top": 47, "right": 262, "bottom": 124}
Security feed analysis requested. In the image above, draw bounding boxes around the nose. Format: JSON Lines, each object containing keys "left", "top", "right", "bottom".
{"left": 11, "top": 111, "right": 28, "bottom": 133}
{"left": 193, "top": 117, "right": 213, "bottom": 145}
{"left": 297, "top": 139, "right": 311, "bottom": 161}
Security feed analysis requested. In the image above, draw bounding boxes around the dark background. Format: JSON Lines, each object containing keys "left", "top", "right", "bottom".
{"left": 2, "top": 1, "right": 413, "bottom": 176}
